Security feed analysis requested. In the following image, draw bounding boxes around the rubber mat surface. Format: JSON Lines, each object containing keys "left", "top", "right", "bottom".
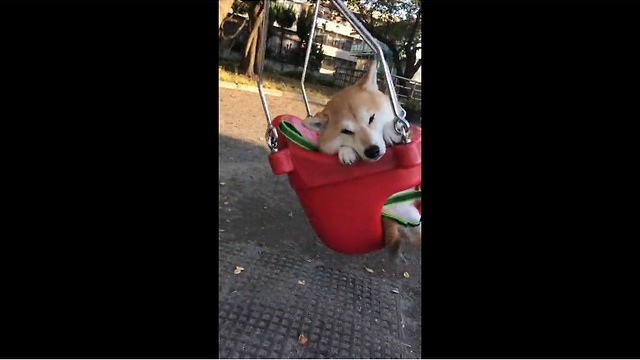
{"left": 219, "top": 242, "right": 419, "bottom": 359}
{"left": 218, "top": 87, "right": 421, "bottom": 359}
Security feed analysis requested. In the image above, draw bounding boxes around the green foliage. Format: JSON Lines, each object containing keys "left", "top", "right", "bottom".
{"left": 401, "top": 98, "right": 421, "bottom": 112}
{"left": 269, "top": 3, "right": 297, "bottom": 59}
{"left": 267, "top": 3, "right": 296, "bottom": 38}
{"left": 346, "top": 0, "right": 420, "bottom": 48}
{"left": 295, "top": 7, "right": 313, "bottom": 48}
{"left": 342, "top": 0, "right": 421, "bottom": 72}
{"left": 231, "top": 0, "right": 254, "bottom": 15}
{"left": 293, "top": 7, "right": 325, "bottom": 72}
{"left": 274, "top": 3, "right": 297, "bottom": 29}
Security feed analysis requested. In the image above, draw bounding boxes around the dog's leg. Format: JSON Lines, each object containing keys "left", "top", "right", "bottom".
{"left": 382, "top": 217, "right": 409, "bottom": 266}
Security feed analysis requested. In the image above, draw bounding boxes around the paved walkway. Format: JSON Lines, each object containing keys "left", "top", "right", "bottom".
{"left": 218, "top": 86, "right": 422, "bottom": 359}
{"left": 218, "top": 80, "right": 329, "bottom": 107}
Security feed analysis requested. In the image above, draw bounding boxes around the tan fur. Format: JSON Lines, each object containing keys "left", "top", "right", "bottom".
{"left": 302, "top": 62, "right": 403, "bottom": 164}
{"left": 303, "top": 61, "right": 421, "bottom": 262}
{"left": 383, "top": 215, "right": 421, "bottom": 261}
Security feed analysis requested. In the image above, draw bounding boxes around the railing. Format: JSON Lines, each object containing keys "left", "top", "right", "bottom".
{"left": 333, "top": 67, "right": 422, "bottom": 102}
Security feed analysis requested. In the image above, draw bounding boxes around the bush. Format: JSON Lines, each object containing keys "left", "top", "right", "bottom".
{"left": 401, "top": 98, "right": 422, "bottom": 124}
{"left": 230, "top": 40, "right": 244, "bottom": 53}
{"left": 282, "top": 70, "right": 303, "bottom": 79}
{"left": 315, "top": 76, "right": 334, "bottom": 88}
{"left": 402, "top": 98, "right": 422, "bottom": 112}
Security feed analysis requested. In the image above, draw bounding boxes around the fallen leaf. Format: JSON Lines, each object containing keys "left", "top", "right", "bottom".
{"left": 298, "top": 333, "right": 308, "bottom": 346}
{"left": 364, "top": 267, "right": 374, "bottom": 273}
{"left": 403, "top": 271, "right": 410, "bottom": 278}
{"left": 233, "top": 266, "right": 244, "bottom": 275}
{"left": 298, "top": 280, "right": 306, "bottom": 285}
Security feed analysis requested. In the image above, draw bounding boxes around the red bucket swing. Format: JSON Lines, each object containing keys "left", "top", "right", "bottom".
{"left": 256, "top": 0, "right": 422, "bottom": 255}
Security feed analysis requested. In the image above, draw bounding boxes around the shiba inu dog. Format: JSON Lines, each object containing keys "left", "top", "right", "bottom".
{"left": 302, "top": 61, "right": 421, "bottom": 264}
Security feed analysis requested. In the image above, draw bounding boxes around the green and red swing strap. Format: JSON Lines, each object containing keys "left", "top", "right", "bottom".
{"left": 278, "top": 120, "right": 422, "bottom": 228}
{"left": 382, "top": 190, "right": 422, "bottom": 228}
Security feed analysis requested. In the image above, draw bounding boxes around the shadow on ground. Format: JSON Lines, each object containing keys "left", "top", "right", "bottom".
{"left": 218, "top": 132, "right": 422, "bottom": 359}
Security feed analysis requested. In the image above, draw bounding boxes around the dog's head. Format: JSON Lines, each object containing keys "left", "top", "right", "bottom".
{"left": 302, "top": 62, "right": 395, "bottom": 162}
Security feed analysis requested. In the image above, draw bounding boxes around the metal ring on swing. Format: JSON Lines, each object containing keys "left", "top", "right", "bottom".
{"left": 256, "top": 0, "right": 422, "bottom": 255}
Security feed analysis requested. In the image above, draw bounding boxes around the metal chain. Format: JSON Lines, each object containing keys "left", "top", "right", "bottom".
{"left": 265, "top": 125, "right": 278, "bottom": 152}
{"left": 256, "top": 0, "right": 278, "bottom": 152}
{"left": 330, "top": 0, "right": 411, "bottom": 144}
{"left": 257, "top": 0, "right": 412, "bottom": 149}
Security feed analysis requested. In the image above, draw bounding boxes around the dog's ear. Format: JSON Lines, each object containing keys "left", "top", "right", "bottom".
{"left": 302, "top": 113, "right": 328, "bottom": 132}
{"left": 357, "top": 61, "right": 378, "bottom": 91}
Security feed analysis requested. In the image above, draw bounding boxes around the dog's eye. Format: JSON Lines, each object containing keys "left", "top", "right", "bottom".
{"left": 369, "top": 114, "right": 375, "bottom": 124}
{"left": 341, "top": 129, "right": 354, "bottom": 135}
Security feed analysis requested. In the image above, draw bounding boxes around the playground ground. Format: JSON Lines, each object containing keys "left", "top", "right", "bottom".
{"left": 218, "top": 86, "right": 422, "bottom": 358}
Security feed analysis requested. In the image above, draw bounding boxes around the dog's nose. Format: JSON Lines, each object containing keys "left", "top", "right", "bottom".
{"left": 364, "top": 145, "right": 380, "bottom": 159}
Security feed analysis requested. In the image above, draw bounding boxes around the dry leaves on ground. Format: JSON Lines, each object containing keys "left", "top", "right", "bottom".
{"left": 298, "top": 333, "right": 308, "bottom": 346}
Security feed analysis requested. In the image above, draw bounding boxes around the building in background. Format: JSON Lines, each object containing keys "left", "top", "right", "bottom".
{"left": 272, "top": 0, "right": 363, "bottom": 74}
{"left": 266, "top": 0, "right": 307, "bottom": 58}
{"left": 225, "top": 0, "right": 416, "bottom": 77}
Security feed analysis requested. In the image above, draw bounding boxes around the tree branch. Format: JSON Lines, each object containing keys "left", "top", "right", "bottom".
{"left": 398, "top": 9, "right": 421, "bottom": 77}
{"left": 352, "top": 12, "right": 399, "bottom": 60}
{"left": 242, "top": 4, "right": 264, "bottom": 59}
{"left": 220, "top": 17, "right": 248, "bottom": 41}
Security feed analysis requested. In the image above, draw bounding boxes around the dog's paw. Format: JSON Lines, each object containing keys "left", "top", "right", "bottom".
{"left": 391, "top": 251, "right": 409, "bottom": 266}
{"left": 338, "top": 146, "right": 358, "bottom": 165}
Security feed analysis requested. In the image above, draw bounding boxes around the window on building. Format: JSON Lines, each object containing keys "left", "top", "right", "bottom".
{"left": 323, "top": 57, "right": 335, "bottom": 69}
{"left": 324, "top": 35, "right": 333, "bottom": 46}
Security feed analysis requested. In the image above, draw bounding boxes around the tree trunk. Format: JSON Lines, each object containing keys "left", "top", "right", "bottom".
{"left": 278, "top": 30, "right": 286, "bottom": 71}
{"left": 240, "top": 3, "right": 265, "bottom": 78}
{"left": 401, "top": 9, "right": 422, "bottom": 80}
{"left": 254, "top": 18, "right": 265, "bottom": 76}
{"left": 218, "top": 0, "right": 235, "bottom": 30}
{"left": 240, "top": 32, "right": 258, "bottom": 78}
{"left": 278, "top": 30, "right": 285, "bottom": 59}
{"left": 353, "top": 9, "right": 422, "bottom": 97}
{"left": 401, "top": 8, "right": 422, "bottom": 96}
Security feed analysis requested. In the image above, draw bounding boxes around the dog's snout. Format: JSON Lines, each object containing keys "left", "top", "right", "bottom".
{"left": 364, "top": 145, "right": 381, "bottom": 159}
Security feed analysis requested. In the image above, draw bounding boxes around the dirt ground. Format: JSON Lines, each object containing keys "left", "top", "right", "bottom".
{"left": 218, "top": 87, "right": 422, "bottom": 358}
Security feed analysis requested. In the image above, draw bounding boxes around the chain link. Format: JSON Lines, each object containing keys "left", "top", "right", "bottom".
{"left": 265, "top": 125, "right": 279, "bottom": 152}
{"left": 393, "top": 107, "right": 411, "bottom": 144}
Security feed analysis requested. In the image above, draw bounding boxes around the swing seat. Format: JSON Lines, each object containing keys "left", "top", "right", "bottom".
{"left": 268, "top": 114, "right": 422, "bottom": 255}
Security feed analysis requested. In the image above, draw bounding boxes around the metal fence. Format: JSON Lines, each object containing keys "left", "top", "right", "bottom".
{"left": 333, "top": 67, "right": 422, "bottom": 102}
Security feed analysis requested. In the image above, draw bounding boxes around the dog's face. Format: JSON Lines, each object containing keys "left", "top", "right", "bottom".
{"left": 302, "top": 62, "right": 397, "bottom": 162}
